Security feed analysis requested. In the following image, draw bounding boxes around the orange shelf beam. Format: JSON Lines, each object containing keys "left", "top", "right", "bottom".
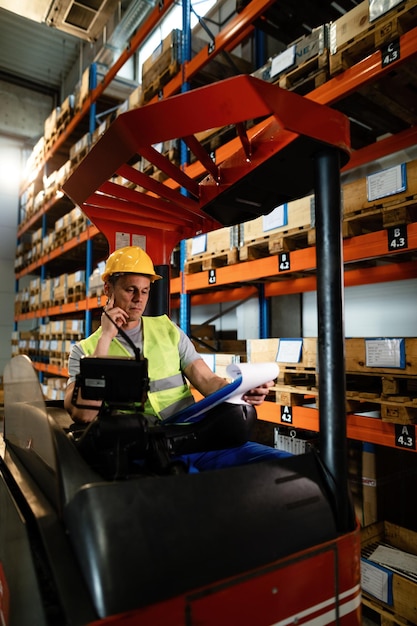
{"left": 34, "top": 362, "right": 69, "bottom": 378}
{"left": 258, "top": 404, "right": 416, "bottom": 453}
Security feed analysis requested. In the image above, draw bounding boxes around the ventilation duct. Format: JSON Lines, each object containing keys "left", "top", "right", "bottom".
{"left": 45, "top": 0, "right": 120, "bottom": 41}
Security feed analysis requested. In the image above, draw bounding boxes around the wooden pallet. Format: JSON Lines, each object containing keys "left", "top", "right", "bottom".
{"left": 184, "top": 247, "right": 239, "bottom": 274}
{"left": 272, "top": 367, "right": 417, "bottom": 423}
{"left": 239, "top": 224, "right": 313, "bottom": 261}
{"left": 342, "top": 201, "right": 417, "bottom": 239}
{"left": 277, "top": 53, "right": 328, "bottom": 94}
{"left": 70, "top": 144, "right": 90, "bottom": 166}
{"left": 67, "top": 283, "right": 86, "bottom": 303}
{"left": 345, "top": 370, "right": 417, "bottom": 420}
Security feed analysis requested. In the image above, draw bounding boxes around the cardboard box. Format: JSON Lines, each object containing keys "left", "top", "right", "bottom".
{"left": 329, "top": 1, "right": 370, "bottom": 55}
{"left": 343, "top": 159, "right": 417, "bottom": 215}
{"left": 186, "top": 226, "right": 238, "bottom": 258}
{"left": 241, "top": 195, "right": 313, "bottom": 244}
{"left": 247, "top": 338, "right": 317, "bottom": 369}
{"left": 252, "top": 26, "right": 327, "bottom": 83}
{"left": 345, "top": 337, "right": 417, "bottom": 375}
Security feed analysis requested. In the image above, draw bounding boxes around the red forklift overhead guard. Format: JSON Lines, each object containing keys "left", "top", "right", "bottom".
{"left": 62, "top": 74, "right": 350, "bottom": 264}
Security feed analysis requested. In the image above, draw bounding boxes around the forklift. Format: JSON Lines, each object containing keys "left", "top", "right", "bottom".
{"left": 0, "top": 75, "right": 361, "bottom": 625}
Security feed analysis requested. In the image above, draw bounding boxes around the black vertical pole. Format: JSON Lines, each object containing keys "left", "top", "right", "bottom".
{"left": 145, "top": 264, "right": 171, "bottom": 317}
{"left": 314, "top": 148, "right": 354, "bottom": 533}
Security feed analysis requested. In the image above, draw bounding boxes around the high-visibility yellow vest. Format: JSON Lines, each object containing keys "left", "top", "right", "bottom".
{"left": 79, "top": 315, "right": 194, "bottom": 419}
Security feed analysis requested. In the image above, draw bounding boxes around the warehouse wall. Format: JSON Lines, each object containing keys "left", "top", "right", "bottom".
{"left": 0, "top": 138, "right": 21, "bottom": 376}
{"left": 303, "top": 279, "right": 417, "bottom": 337}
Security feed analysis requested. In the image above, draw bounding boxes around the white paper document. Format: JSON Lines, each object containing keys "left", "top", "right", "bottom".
{"left": 225, "top": 362, "right": 280, "bottom": 404}
{"left": 370, "top": 545, "right": 417, "bottom": 579}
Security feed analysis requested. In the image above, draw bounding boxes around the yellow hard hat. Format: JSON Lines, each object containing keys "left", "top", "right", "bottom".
{"left": 101, "top": 246, "right": 162, "bottom": 282}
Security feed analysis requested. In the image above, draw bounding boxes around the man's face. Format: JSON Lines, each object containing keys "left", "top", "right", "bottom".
{"left": 108, "top": 274, "right": 151, "bottom": 323}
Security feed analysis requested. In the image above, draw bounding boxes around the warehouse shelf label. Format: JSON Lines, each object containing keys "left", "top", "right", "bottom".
{"left": 365, "top": 337, "right": 405, "bottom": 369}
{"left": 278, "top": 252, "right": 290, "bottom": 272}
{"left": 208, "top": 269, "right": 216, "bottom": 285}
{"left": 281, "top": 405, "right": 293, "bottom": 424}
{"left": 366, "top": 163, "right": 406, "bottom": 201}
{"left": 277, "top": 338, "right": 303, "bottom": 363}
{"left": 387, "top": 224, "right": 408, "bottom": 250}
{"left": 263, "top": 204, "right": 288, "bottom": 231}
{"left": 381, "top": 38, "right": 400, "bottom": 66}
{"left": 395, "top": 424, "right": 416, "bottom": 449}
{"left": 361, "top": 558, "right": 393, "bottom": 605}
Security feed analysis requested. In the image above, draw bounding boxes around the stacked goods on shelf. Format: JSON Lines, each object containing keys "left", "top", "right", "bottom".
{"left": 127, "top": 84, "right": 143, "bottom": 110}
{"left": 184, "top": 226, "right": 240, "bottom": 273}
{"left": 361, "top": 521, "right": 417, "bottom": 624}
{"left": 12, "top": 320, "right": 84, "bottom": 371}
{"left": 13, "top": 288, "right": 29, "bottom": 316}
{"left": 21, "top": 181, "right": 36, "bottom": 223}
{"left": 181, "top": 154, "right": 416, "bottom": 274}
{"left": 141, "top": 29, "right": 182, "bottom": 103}
{"left": 247, "top": 336, "right": 417, "bottom": 426}
{"left": 43, "top": 94, "right": 75, "bottom": 152}
{"left": 14, "top": 269, "right": 86, "bottom": 314}
{"left": 342, "top": 158, "right": 417, "bottom": 237}
{"left": 14, "top": 239, "right": 33, "bottom": 273}
{"left": 43, "top": 160, "right": 72, "bottom": 205}
{"left": 54, "top": 207, "right": 87, "bottom": 245}
{"left": 47, "top": 270, "right": 86, "bottom": 308}
{"left": 11, "top": 329, "right": 39, "bottom": 361}
{"left": 190, "top": 324, "right": 246, "bottom": 361}
{"left": 329, "top": 0, "right": 417, "bottom": 75}
{"left": 91, "top": 119, "right": 111, "bottom": 146}
{"left": 42, "top": 376, "right": 67, "bottom": 401}
{"left": 239, "top": 195, "right": 315, "bottom": 260}
{"left": 40, "top": 320, "right": 84, "bottom": 369}
{"left": 345, "top": 337, "right": 417, "bottom": 424}
{"left": 251, "top": 25, "right": 329, "bottom": 94}
{"left": 69, "top": 132, "right": 91, "bottom": 166}
{"left": 189, "top": 324, "right": 246, "bottom": 380}
{"left": 16, "top": 207, "right": 88, "bottom": 270}
{"left": 22, "top": 137, "right": 44, "bottom": 188}
{"left": 88, "top": 266, "right": 105, "bottom": 297}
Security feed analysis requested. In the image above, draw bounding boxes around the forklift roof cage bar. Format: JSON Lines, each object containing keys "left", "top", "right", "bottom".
{"left": 63, "top": 75, "right": 352, "bottom": 532}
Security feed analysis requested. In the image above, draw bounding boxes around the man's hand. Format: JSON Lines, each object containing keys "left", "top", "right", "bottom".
{"left": 242, "top": 380, "right": 274, "bottom": 406}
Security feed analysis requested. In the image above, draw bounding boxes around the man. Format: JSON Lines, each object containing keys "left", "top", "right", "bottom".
{"left": 64, "top": 246, "right": 290, "bottom": 471}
